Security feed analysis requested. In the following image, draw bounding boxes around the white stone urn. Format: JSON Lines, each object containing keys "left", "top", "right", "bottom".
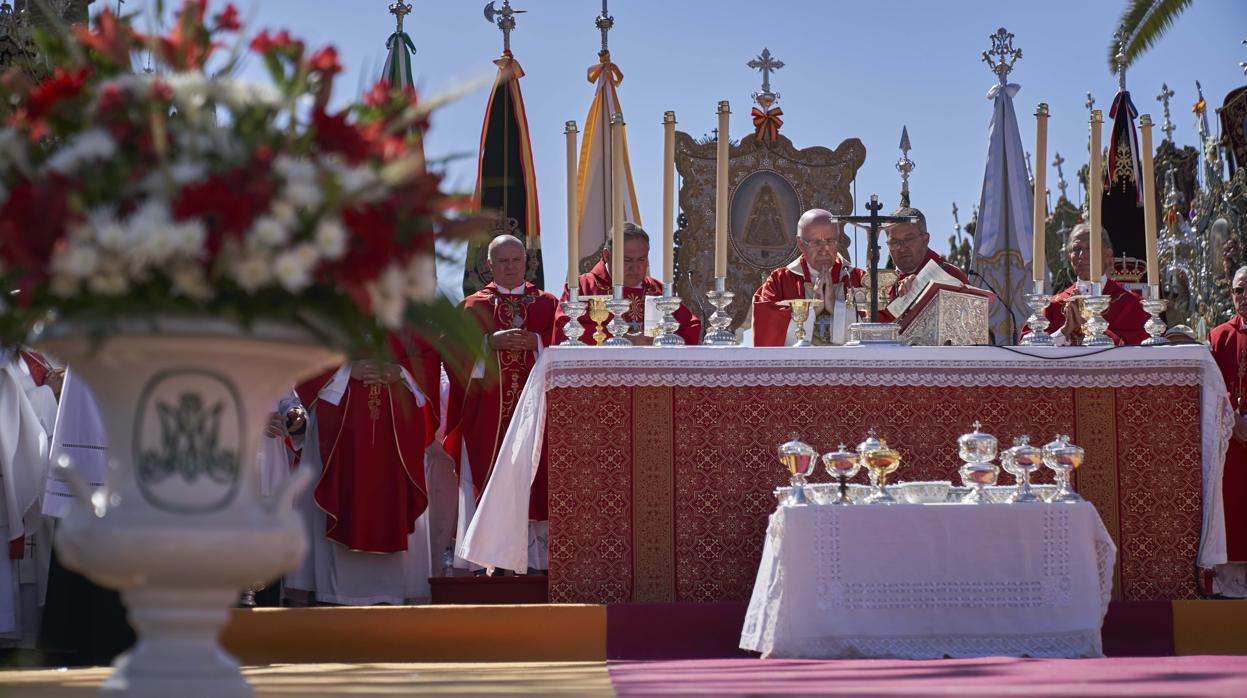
{"left": 36, "top": 318, "right": 343, "bottom": 698}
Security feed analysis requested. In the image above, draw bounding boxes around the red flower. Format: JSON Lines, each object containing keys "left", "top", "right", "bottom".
{"left": 309, "top": 46, "right": 342, "bottom": 77}
{"left": 364, "top": 81, "right": 391, "bottom": 109}
{"left": 173, "top": 169, "right": 274, "bottom": 256}
{"left": 0, "top": 182, "right": 71, "bottom": 272}
{"left": 339, "top": 206, "right": 400, "bottom": 284}
{"left": 250, "top": 29, "right": 301, "bottom": 56}
{"left": 25, "top": 67, "right": 90, "bottom": 122}
{"left": 213, "top": 4, "right": 242, "bottom": 32}
{"left": 74, "top": 9, "right": 135, "bottom": 66}
{"left": 313, "top": 109, "right": 370, "bottom": 164}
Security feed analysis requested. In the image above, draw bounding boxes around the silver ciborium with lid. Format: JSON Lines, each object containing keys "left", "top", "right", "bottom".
{"left": 857, "top": 429, "right": 901, "bottom": 504}
{"left": 778, "top": 435, "right": 818, "bottom": 506}
{"left": 1001, "top": 435, "right": 1043, "bottom": 503}
{"left": 957, "top": 421, "right": 999, "bottom": 504}
{"left": 821, "top": 443, "right": 860, "bottom": 505}
{"left": 1042, "top": 434, "right": 1085, "bottom": 502}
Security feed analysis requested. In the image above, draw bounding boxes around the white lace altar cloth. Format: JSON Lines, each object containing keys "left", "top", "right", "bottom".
{"left": 458, "top": 345, "right": 1230, "bottom": 579}
{"left": 739, "top": 501, "right": 1117, "bottom": 659}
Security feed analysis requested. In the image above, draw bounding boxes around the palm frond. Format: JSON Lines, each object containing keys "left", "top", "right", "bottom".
{"left": 1109, "top": 0, "right": 1194, "bottom": 74}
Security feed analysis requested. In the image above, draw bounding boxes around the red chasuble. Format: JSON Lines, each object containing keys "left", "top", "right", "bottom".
{"left": 752, "top": 255, "right": 865, "bottom": 347}
{"left": 1208, "top": 316, "right": 1247, "bottom": 562}
{"left": 1018, "top": 278, "right": 1149, "bottom": 346}
{"left": 553, "top": 259, "right": 701, "bottom": 345}
{"left": 884, "top": 249, "right": 969, "bottom": 300}
{"left": 295, "top": 344, "right": 433, "bottom": 555}
{"left": 444, "top": 282, "right": 559, "bottom": 521}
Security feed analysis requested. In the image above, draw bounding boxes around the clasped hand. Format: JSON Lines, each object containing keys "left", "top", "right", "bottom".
{"left": 489, "top": 329, "right": 538, "bottom": 352}
{"left": 350, "top": 360, "right": 403, "bottom": 386}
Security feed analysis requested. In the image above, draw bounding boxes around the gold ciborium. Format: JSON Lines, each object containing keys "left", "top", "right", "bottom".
{"left": 777, "top": 298, "right": 823, "bottom": 347}
{"left": 856, "top": 429, "right": 901, "bottom": 504}
{"left": 584, "top": 295, "right": 611, "bottom": 346}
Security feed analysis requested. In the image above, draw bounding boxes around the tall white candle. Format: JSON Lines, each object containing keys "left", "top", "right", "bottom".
{"left": 611, "top": 112, "right": 625, "bottom": 287}
{"left": 1032, "top": 103, "right": 1049, "bottom": 284}
{"left": 662, "top": 111, "right": 677, "bottom": 292}
{"left": 565, "top": 120, "right": 579, "bottom": 297}
{"left": 1089, "top": 109, "right": 1104, "bottom": 283}
{"left": 714, "top": 101, "right": 730, "bottom": 279}
{"left": 1140, "top": 114, "right": 1159, "bottom": 294}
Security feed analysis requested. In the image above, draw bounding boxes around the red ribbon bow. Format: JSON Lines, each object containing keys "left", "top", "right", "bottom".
{"left": 751, "top": 106, "right": 784, "bottom": 141}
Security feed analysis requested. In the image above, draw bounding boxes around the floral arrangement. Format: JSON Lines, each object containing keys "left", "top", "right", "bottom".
{"left": 0, "top": 0, "right": 477, "bottom": 354}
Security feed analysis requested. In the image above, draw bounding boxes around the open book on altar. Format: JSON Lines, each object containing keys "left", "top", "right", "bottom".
{"left": 884, "top": 260, "right": 996, "bottom": 345}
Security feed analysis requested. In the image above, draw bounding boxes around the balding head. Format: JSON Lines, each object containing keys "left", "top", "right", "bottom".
{"left": 1065, "top": 223, "right": 1114, "bottom": 282}
{"left": 795, "top": 209, "right": 845, "bottom": 273}
{"left": 488, "top": 234, "right": 526, "bottom": 262}
{"left": 487, "top": 234, "right": 527, "bottom": 289}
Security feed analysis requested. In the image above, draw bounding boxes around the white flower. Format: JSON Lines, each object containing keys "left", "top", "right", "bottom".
{"left": 169, "top": 219, "right": 207, "bottom": 256}
{"left": 314, "top": 218, "right": 347, "bottom": 260}
{"left": 405, "top": 253, "right": 437, "bottom": 302}
{"left": 272, "top": 244, "right": 319, "bottom": 293}
{"left": 213, "top": 78, "right": 283, "bottom": 110}
{"left": 283, "top": 180, "right": 323, "bottom": 209}
{"left": 50, "top": 243, "right": 100, "bottom": 279}
{"left": 231, "top": 254, "right": 273, "bottom": 293}
{"left": 249, "top": 215, "right": 290, "bottom": 248}
{"left": 275, "top": 155, "right": 317, "bottom": 186}
{"left": 92, "top": 218, "right": 129, "bottom": 252}
{"left": 88, "top": 270, "right": 129, "bottom": 296}
{"left": 44, "top": 129, "right": 117, "bottom": 174}
{"left": 169, "top": 160, "right": 207, "bottom": 186}
{"left": 367, "top": 264, "right": 407, "bottom": 329}
{"left": 169, "top": 263, "right": 214, "bottom": 301}
{"left": 270, "top": 200, "right": 299, "bottom": 227}
{"left": 0, "top": 128, "right": 28, "bottom": 174}
{"left": 124, "top": 201, "right": 178, "bottom": 271}
{"left": 164, "top": 72, "right": 210, "bottom": 108}
{"left": 323, "top": 157, "right": 377, "bottom": 197}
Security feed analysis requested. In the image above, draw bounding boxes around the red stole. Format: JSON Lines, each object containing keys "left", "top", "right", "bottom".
{"left": 554, "top": 259, "right": 701, "bottom": 345}
{"left": 751, "top": 256, "right": 865, "bottom": 347}
{"left": 296, "top": 366, "right": 430, "bottom": 554}
{"left": 1018, "top": 278, "right": 1150, "bottom": 346}
{"left": 445, "top": 282, "right": 558, "bottom": 520}
{"left": 1209, "top": 317, "right": 1247, "bottom": 562}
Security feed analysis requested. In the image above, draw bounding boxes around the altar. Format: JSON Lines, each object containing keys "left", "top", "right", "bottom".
{"left": 459, "top": 345, "right": 1232, "bottom": 604}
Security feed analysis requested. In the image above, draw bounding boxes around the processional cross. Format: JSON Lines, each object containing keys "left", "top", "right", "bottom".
{"left": 1156, "top": 83, "right": 1176, "bottom": 142}
{"left": 1085, "top": 92, "right": 1095, "bottom": 114}
{"left": 836, "top": 195, "right": 918, "bottom": 323}
{"left": 1053, "top": 152, "right": 1069, "bottom": 201}
{"left": 747, "top": 48, "right": 784, "bottom": 104}
{"left": 981, "top": 27, "right": 1021, "bottom": 84}
{"left": 595, "top": 0, "right": 613, "bottom": 56}
{"left": 951, "top": 202, "right": 962, "bottom": 247}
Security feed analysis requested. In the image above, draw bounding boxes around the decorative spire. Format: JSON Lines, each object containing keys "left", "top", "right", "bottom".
{"left": 1053, "top": 152, "right": 1068, "bottom": 201}
{"left": 1085, "top": 92, "right": 1095, "bottom": 114}
{"left": 1025, "top": 151, "right": 1034, "bottom": 189}
{"left": 1194, "top": 80, "right": 1210, "bottom": 140}
{"left": 1156, "top": 83, "right": 1175, "bottom": 142}
{"left": 483, "top": 0, "right": 525, "bottom": 54}
{"left": 982, "top": 27, "right": 1021, "bottom": 85}
{"left": 1113, "top": 25, "right": 1128, "bottom": 91}
{"left": 952, "top": 202, "right": 962, "bottom": 244}
{"left": 390, "top": 1, "right": 412, "bottom": 32}
{"left": 1241, "top": 37, "right": 1246, "bottom": 76}
{"left": 896, "top": 126, "right": 915, "bottom": 208}
{"left": 747, "top": 48, "right": 784, "bottom": 109}
{"left": 595, "top": 0, "right": 613, "bottom": 59}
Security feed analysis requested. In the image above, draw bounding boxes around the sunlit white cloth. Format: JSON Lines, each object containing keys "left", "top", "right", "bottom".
{"left": 41, "top": 369, "right": 108, "bottom": 520}
{"left": 459, "top": 345, "right": 1231, "bottom": 576}
{"left": 740, "top": 501, "right": 1115, "bottom": 659}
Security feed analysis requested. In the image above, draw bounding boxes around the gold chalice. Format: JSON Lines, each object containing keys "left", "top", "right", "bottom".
{"left": 777, "top": 298, "right": 823, "bottom": 347}
{"left": 856, "top": 429, "right": 901, "bottom": 504}
{"left": 584, "top": 295, "right": 611, "bottom": 346}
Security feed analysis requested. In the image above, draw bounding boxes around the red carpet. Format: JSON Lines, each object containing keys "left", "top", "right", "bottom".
{"left": 607, "top": 656, "right": 1247, "bottom": 696}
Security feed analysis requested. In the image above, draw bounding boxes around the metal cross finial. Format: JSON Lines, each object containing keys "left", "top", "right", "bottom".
{"left": 952, "top": 202, "right": 962, "bottom": 244}
{"left": 1157, "top": 82, "right": 1176, "bottom": 142}
{"left": 595, "top": 0, "right": 613, "bottom": 56}
{"left": 1025, "top": 151, "right": 1034, "bottom": 189}
{"left": 1114, "top": 25, "right": 1129, "bottom": 91}
{"left": 1240, "top": 37, "right": 1246, "bottom": 76}
{"left": 1085, "top": 92, "right": 1095, "bottom": 114}
{"left": 981, "top": 27, "right": 1022, "bottom": 85}
{"left": 483, "top": 1, "right": 525, "bottom": 54}
{"left": 747, "top": 48, "right": 785, "bottom": 107}
{"left": 896, "top": 126, "right": 915, "bottom": 208}
{"left": 390, "top": 2, "right": 412, "bottom": 33}
{"left": 1053, "top": 152, "right": 1068, "bottom": 201}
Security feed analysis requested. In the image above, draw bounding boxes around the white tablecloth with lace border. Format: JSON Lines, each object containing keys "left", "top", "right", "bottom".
{"left": 739, "top": 501, "right": 1116, "bottom": 659}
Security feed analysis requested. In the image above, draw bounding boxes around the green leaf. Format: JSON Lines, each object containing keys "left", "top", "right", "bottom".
{"left": 1109, "top": 0, "right": 1194, "bottom": 74}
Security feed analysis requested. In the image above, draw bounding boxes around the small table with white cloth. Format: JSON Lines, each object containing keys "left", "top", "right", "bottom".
{"left": 739, "top": 500, "right": 1116, "bottom": 659}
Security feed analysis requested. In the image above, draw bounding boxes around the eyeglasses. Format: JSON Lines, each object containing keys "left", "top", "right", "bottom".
{"left": 798, "top": 238, "right": 838, "bottom": 249}
{"left": 885, "top": 236, "right": 924, "bottom": 247}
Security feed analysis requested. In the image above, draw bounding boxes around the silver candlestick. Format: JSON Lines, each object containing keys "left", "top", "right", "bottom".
{"left": 604, "top": 285, "right": 633, "bottom": 347}
{"left": 1019, "top": 280, "right": 1054, "bottom": 346}
{"left": 1080, "top": 284, "right": 1113, "bottom": 347}
{"left": 703, "top": 277, "right": 736, "bottom": 346}
{"left": 558, "top": 292, "right": 589, "bottom": 346}
{"left": 652, "top": 293, "right": 685, "bottom": 347}
{"left": 1142, "top": 284, "right": 1169, "bottom": 346}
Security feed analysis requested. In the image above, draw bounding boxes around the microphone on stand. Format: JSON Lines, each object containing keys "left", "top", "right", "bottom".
{"left": 964, "top": 269, "right": 1019, "bottom": 345}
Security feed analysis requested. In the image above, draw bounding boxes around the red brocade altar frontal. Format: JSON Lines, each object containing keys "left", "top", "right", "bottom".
{"left": 459, "top": 346, "right": 1232, "bottom": 604}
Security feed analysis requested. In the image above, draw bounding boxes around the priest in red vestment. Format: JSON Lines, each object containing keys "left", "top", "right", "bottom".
{"left": 1208, "top": 265, "right": 1247, "bottom": 591}
{"left": 753, "top": 209, "right": 865, "bottom": 346}
{"left": 554, "top": 223, "right": 701, "bottom": 345}
{"left": 294, "top": 336, "right": 432, "bottom": 555}
{"left": 444, "top": 235, "right": 559, "bottom": 571}
{"left": 1018, "top": 223, "right": 1148, "bottom": 346}
{"left": 883, "top": 207, "right": 970, "bottom": 303}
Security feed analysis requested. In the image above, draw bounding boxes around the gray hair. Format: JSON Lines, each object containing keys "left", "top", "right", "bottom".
{"left": 1067, "top": 223, "right": 1113, "bottom": 253}
{"left": 1233, "top": 265, "right": 1247, "bottom": 287}
{"left": 887, "top": 206, "right": 928, "bottom": 234}
{"left": 604, "top": 222, "right": 650, "bottom": 253}
{"left": 796, "top": 209, "right": 839, "bottom": 239}
{"left": 487, "top": 234, "right": 526, "bottom": 261}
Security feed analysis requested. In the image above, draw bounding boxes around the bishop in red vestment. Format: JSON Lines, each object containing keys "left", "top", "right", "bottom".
{"left": 555, "top": 223, "right": 700, "bottom": 345}
{"left": 752, "top": 209, "right": 864, "bottom": 346}
{"left": 1208, "top": 266, "right": 1247, "bottom": 566}
{"left": 294, "top": 332, "right": 433, "bottom": 555}
{"left": 1018, "top": 223, "right": 1148, "bottom": 346}
{"left": 444, "top": 235, "right": 559, "bottom": 526}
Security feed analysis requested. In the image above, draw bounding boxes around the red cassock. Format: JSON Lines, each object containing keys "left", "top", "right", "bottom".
{"left": 1208, "top": 316, "right": 1247, "bottom": 563}
{"left": 295, "top": 333, "right": 435, "bottom": 555}
{"left": 752, "top": 255, "right": 865, "bottom": 347}
{"left": 444, "top": 282, "right": 559, "bottom": 521}
{"left": 1017, "top": 278, "right": 1149, "bottom": 346}
{"left": 554, "top": 259, "right": 701, "bottom": 345}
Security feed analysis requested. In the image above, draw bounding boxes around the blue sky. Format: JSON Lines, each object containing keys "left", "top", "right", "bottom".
{"left": 116, "top": 1, "right": 1246, "bottom": 299}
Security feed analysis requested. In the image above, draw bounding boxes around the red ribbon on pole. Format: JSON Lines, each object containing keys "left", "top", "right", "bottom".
{"left": 751, "top": 106, "right": 783, "bottom": 141}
